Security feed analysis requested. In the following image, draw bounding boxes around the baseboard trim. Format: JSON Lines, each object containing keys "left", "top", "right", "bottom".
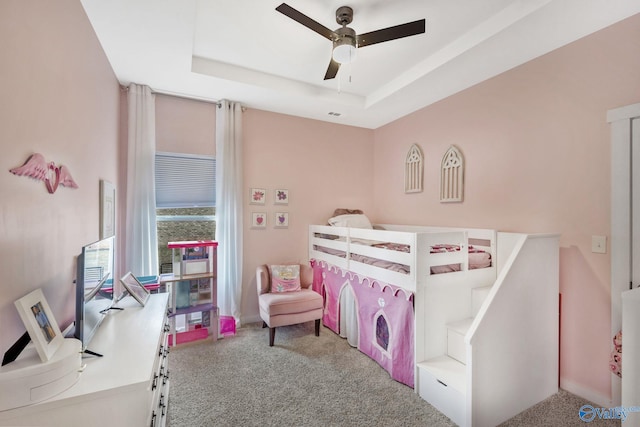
{"left": 560, "top": 378, "right": 611, "bottom": 408}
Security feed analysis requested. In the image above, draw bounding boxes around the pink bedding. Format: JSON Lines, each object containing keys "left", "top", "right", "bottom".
{"left": 313, "top": 242, "right": 491, "bottom": 275}
{"left": 312, "top": 245, "right": 410, "bottom": 274}
{"left": 429, "top": 244, "right": 492, "bottom": 274}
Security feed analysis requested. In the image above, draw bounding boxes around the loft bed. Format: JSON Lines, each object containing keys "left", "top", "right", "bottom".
{"left": 309, "top": 223, "right": 497, "bottom": 293}
{"left": 308, "top": 215, "right": 559, "bottom": 427}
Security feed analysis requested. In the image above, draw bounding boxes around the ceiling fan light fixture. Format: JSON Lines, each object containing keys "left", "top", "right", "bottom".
{"left": 332, "top": 42, "right": 356, "bottom": 64}
{"left": 332, "top": 26, "right": 357, "bottom": 64}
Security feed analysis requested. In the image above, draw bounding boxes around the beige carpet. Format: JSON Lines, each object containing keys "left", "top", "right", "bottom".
{"left": 167, "top": 322, "right": 620, "bottom": 427}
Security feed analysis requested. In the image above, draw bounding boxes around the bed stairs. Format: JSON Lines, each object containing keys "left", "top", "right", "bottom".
{"left": 446, "top": 286, "right": 492, "bottom": 364}
{"left": 417, "top": 286, "right": 493, "bottom": 426}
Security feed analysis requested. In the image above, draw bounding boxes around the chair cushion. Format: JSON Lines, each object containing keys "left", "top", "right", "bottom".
{"left": 259, "top": 289, "right": 323, "bottom": 317}
{"left": 269, "top": 265, "right": 301, "bottom": 293}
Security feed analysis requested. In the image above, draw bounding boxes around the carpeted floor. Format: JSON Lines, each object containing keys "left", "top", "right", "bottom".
{"left": 167, "top": 322, "right": 620, "bottom": 427}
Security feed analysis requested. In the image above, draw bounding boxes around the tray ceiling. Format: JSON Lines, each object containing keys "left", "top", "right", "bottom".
{"left": 81, "top": 0, "right": 640, "bottom": 129}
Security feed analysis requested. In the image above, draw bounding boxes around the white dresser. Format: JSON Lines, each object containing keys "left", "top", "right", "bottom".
{"left": 0, "top": 293, "right": 170, "bottom": 427}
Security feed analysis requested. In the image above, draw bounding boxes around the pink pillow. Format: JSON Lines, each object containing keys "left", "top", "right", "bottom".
{"left": 270, "top": 265, "right": 301, "bottom": 293}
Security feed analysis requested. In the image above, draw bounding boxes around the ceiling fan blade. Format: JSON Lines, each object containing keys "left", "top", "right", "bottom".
{"left": 324, "top": 59, "right": 340, "bottom": 80}
{"left": 276, "top": 3, "right": 335, "bottom": 41}
{"left": 356, "top": 19, "right": 425, "bottom": 48}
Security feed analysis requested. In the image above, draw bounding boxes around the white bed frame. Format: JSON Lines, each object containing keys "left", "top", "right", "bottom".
{"left": 309, "top": 224, "right": 559, "bottom": 427}
{"left": 310, "top": 224, "right": 497, "bottom": 293}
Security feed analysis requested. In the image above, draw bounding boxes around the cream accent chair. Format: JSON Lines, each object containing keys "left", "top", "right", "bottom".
{"left": 256, "top": 264, "right": 323, "bottom": 346}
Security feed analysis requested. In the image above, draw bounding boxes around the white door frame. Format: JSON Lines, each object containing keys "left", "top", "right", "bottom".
{"left": 608, "top": 102, "right": 640, "bottom": 406}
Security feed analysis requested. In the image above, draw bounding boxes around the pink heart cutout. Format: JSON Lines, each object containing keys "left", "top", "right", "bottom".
{"left": 45, "top": 165, "right": 60, "bottom": 194}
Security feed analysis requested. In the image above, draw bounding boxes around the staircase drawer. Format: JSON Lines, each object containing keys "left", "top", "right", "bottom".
{"left": 418, "top": 366, "right": 465, "bottom": 426}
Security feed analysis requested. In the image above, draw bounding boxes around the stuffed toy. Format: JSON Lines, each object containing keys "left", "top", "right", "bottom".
{"left": 609, "top": 330, "right": 622, "bottom": 378}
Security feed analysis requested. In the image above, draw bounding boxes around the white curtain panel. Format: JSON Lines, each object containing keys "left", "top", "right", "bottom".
{"left": 215, "top": 100, "right": 243, "bottom": 322}
{"left": 126, "top": 84, "right": 159, "bottom": 276}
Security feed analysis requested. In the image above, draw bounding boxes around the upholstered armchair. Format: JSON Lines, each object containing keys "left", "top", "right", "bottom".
{"left": 256, "top": 264, "right": 323, "bottom": 346}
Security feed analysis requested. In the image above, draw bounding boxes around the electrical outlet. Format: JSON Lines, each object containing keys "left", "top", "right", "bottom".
{"left": 592, "top": 235, "right": 607, "bottom": 254}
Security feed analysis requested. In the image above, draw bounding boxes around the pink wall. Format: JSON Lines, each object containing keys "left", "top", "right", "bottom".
{"left": 241, "top": 109, "right": 374, "bottom": 321}
{"left": 372, "top": 14, "right": 640, "bottom": 402}
{"left": 0, "top": 0, "right": 120, "bottom": 351}
{"left": 155, "top": 94, "right": 216, "bottom": 155}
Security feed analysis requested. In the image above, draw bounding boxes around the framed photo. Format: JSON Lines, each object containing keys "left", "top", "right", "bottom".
{"left": 100, "top": 180, "right": 115, "bottom": 239}
{"left": 274, "top": 212, "right": 289, "bottom": 228}
{"left": 250, "top": 188, "right": 266, "bottom": 205}
{"left": 14, "top": 288, "right": 64, "bottom": 363}
{"left": 119, "top": 272, "right": 151, "bottom": 306}
{"left": 274, "top": 189, "right": 289, "bottom": 205}
{"left": 251, "top": 212, "right": 267, "bottom": 229}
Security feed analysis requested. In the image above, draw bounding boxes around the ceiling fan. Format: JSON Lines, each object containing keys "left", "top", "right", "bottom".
{"left": 276, "top": 3, "right": 426, "bottom": 80}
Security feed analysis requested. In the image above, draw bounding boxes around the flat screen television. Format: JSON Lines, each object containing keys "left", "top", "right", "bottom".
{"left": 74, "top": 235, "right": 115, "bottom": 355}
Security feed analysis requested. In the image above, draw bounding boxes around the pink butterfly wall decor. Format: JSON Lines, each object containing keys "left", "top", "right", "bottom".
{"left": 9, "top": 153, "right": 79, "bottom": 194}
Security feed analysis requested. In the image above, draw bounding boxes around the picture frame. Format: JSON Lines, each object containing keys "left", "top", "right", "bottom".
{"left": 251, "top": 212, "right": 267, "bottom": 229}
{"left": 274, "top": 212, "right": 289, "bottom": 228}
{"left": 119, "top": 272, "right": 151, "bottom": 306}
{"left": 274, "top": 189, "right": 289, "bottom": 205}
{"left": 100, "top": 180, "right": 116, "bottom": 239}
{"left": 14, "top": 288, "right": 64, "bottom": 363}
{"left": 250, "top": 188, "right": 266, "bottom": 205}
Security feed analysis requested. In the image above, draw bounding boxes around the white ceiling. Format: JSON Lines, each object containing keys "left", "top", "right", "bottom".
{"left": 81, "top": 0, "right": 640, "bottom": 129}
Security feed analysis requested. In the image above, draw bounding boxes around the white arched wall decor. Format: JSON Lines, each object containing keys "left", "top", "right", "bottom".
{"left": 440, "top": 145, "right": 464, "bottom": 203}
{"left": 404, "top": 144, "right": 423, "bottom": 193}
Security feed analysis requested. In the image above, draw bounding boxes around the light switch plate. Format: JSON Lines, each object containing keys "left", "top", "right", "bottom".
{"left": 592, "top": 235, "right": 607, "bottom": 254}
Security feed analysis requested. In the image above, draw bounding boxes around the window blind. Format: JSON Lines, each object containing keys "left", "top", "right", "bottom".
{"left": 155, "top": 152, "right": 216, "bottom": 208}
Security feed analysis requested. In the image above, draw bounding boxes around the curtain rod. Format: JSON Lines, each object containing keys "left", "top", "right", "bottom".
{"left": 150, "top": 88, "right": 220, "bottom": 106}
{"left": 121, "top": 84, "right": 245, "bottom": 110}
{"left": 121, "top": 85, "right": 246, "bottom": 111}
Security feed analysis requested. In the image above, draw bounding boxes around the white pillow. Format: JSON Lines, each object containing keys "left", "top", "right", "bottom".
{"left": 328, "top": 214, "right": 373, "bottom": 229}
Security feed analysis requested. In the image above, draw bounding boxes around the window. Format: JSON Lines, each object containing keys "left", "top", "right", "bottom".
{"left": 155, "top": 152, "right": 216, "bottom": 208}
{"left": 155, "top": 152, "right": 216, "bottom": 274}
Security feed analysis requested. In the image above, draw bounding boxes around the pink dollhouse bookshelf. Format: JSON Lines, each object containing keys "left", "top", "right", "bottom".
{"left": 161, "top": 240, "right": 219, "bottom": 346}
